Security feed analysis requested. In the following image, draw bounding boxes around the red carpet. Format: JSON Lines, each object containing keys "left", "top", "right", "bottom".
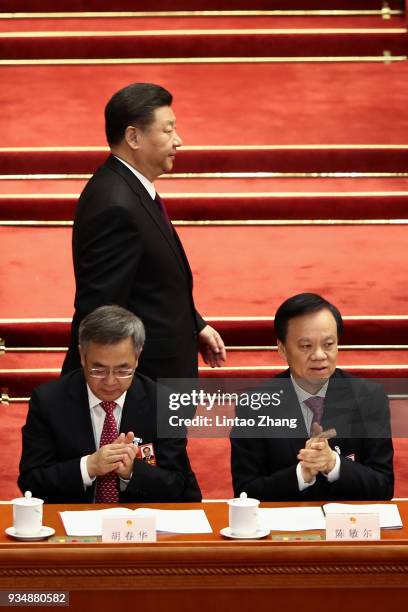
{"left": 1, "top": 192, "right": 407, "bottom": 221}
{"left": 2, "top": 317, "right": 408, "bottom": 348}
{"left": 3, "top": 30, "right": 406, "bottom": 60}
{"left": 3, "top": 146, "right": 408, "bottom": 175}
{"left": 3, "top": 1, "right": 404, "bottom": 12}
{"left": 0, "top": 16, "right": 404, "bottom": 34}
{"left": 0, "top": 225, "right": 407, "bottom": 318}
{"left": 2, "top": 64, "right": 408, "bottom": 147}
{"left": 2, "top": 349, "right": 407, "bottom": 370}
{"left": 1, "top": 177, "right": 408, "bottom": 195}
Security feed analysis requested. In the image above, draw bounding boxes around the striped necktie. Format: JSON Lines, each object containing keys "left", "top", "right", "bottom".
{"left": 95, "top": 401, "right": 119, "bottom": 503}
{"left": 304, "top": 396, "right": 324, "bottom": 436}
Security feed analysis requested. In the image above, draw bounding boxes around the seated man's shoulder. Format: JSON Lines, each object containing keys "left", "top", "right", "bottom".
{"left": 334, "top": 368, "right": 385, "bottom": 398}
{"left": 32, "top": 369, "right": 84, "bottom": 401}
{"left": 132, "top": 372, "right": 158, "bottom": 400}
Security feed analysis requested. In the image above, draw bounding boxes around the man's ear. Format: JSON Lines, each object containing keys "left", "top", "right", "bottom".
{"left": 277, "top": 340, "right": 288, "bottom": 362}
{"left": 135, "top": 347, "right": 143, "bottom": 368}
{"left": 124, "top": 125, "right": 141, "bottom": 150}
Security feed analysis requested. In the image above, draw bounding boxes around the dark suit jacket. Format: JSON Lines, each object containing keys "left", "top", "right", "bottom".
{"left": 18, "top": 370, "right": 202, "bottom": 503}
{"left": 231, "top": 369, "right": 394, "bottom": 501}
{"left": 62, "top": 155, "right": 206, "bottom": 379}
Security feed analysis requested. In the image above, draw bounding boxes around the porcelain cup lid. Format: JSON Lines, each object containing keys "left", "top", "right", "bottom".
{"left": 227, "top": 492, "right": 260, "bottom": 507}
{"left": 12, "top": 491, "right": 44, "bottom": 507}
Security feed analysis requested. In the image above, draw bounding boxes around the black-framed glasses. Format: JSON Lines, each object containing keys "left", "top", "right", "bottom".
{"left": 88, "top": 367, "right": 136, "bottom": 379}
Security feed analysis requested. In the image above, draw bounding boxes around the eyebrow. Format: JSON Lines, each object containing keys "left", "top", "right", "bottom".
{"left": 297, "top": 336, "right": 336, "bottom": 342}
{"left": 91, "top": 362, "right": 131, "bottom": 368}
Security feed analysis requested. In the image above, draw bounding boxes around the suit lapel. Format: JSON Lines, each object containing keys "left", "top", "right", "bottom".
{"left": 322, "top": 370, "right": 355, "bottom": 442}
{"left": 119, "top": 376, "right": 150, "bottom": 440}
{"left": 277, "top": 371, "right": 309, "bottom": 459}
{"left": 106, "top": 156, "right": 189, "bottom": 277}
{"left": 66, "top": 372, "right": 96, "bottom": 455}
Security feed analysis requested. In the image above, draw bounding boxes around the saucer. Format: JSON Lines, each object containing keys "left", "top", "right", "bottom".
{"left": 5, "top": 526, "right": 55, "bottom": 541}
{"left": 220, "top": 527, "right": 270, "bottom": 540}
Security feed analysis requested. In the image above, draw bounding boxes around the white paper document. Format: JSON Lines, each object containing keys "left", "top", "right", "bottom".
{"left": 322, "top": 503, "right": 403, "bottom": 529}
{"left": 258, "top": 507, "right": 326, "bottom": 531}
{"left": 60, "top": 508, "right": 213, "bottom": 536}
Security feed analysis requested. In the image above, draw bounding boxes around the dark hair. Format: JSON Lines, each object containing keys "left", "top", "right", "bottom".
{"left": 105, "top": 82, "right": 173, "bottom": 146}
{"left": 79, "top": 305, "right": 145, "bottom": 354}
{"left": 274, "top": 293, "right": 343, "bottom": 342}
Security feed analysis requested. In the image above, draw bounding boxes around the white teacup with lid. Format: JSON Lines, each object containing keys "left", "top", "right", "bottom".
{"left": 12, "top": 491, "right": 44, "bottom": 535}
{"left": 228, "top": 492, "right": 260, "bottom": 536}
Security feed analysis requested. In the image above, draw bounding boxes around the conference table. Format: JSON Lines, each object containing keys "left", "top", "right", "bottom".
{"left": 1, "top": 501, "right": 408, "bottom": 611}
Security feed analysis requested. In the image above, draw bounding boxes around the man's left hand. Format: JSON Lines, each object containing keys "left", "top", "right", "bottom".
{"left": 297, "top": 438, "right": 337, "bottom": 475}
{"left": 114, "top": 431, "right": 137, "bottom": 480}
{"left": 198, "top": 325, "right": 227, "bottom": 368}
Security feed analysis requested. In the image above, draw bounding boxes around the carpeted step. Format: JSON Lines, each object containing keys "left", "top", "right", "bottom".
{"left": 1, "top": 348, "right": 407, "bottom": 370}
{"left": 1, "top": 192, "right": 407, "bottom": 221}
{"left": 1, "top": 1, "right": 404, "bottom": 13}
{"left": 0, "top": 225, "right": 407, "bottom": 318}
{"left": 0, "top": 16, "right": 405, "bottom": 34}
{"left": 1, "top": 365, "right": 408, "bottom": 403}
{"left": 2, "top": 28, "right": 406, "bottom": 61}
{"left": 2, "top": 317, "right": 408, "bottom": 348}
{"left": 200, "top": 364, "right": 408, "bottom": 379}
{"left": 2, "top": 63, "right": 408, "bottom": 148}
{"left": 1, "top": 177, "right": 408, "bottom": 196}
{"left": 2, "top": 146, "right": 408, "bottom": 176}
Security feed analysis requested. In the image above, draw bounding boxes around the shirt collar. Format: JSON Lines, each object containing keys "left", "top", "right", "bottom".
{"left": 114, "top": 155, "right": 156, "bottom": 200}
{"left": 86, "top": 384, "right": 127, "bottom": 410}
{"left": 290, "top": 374, "right": 329, "bottom": 405}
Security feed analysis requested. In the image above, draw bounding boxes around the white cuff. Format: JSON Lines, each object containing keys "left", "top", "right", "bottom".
{"left": 296, "top": 462, "right": 316, "bottom": 491}
{"left": 80, "top": 455, "right": 96, "bottom": 489}
{"left": 323, "top": 451, "right": 341, "bottom": 482}
{"left": 119, "top": 474, "right": 132, "bottom": 492}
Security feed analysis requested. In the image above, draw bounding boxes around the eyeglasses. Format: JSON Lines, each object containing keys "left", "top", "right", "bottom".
{"left": 88, "top": 367, "right": 136, "bottom": 379}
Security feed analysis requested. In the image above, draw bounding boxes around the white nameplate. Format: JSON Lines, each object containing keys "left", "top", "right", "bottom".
{"left": 325, "top": 513, "right": 380, "bottom": 541}
{"left": 102, "top": 514, "right": 157, "bottom": 543}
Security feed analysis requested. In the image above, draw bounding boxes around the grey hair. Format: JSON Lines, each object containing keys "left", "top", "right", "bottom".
{"left": 78, "top": 305, "right": 145, "bottom": 355}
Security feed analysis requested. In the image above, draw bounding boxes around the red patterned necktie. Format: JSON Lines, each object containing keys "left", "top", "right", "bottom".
{"left": 95, "top": 400, "right": 119, "bottom": 503}
{"left": 304, "top": 396, "right": 324, "bottom": 435}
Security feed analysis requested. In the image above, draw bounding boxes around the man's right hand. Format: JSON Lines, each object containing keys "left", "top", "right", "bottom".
{"left": 297, "top": 424, "right": 337, "bottom": 481}
{"left": 297, "top": 424, "right": 336, "bottom": 482}
{"left": 86, "top": 443, "right": 129, "bottom": 478}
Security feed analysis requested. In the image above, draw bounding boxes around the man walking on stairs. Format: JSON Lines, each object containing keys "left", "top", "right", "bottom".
{"left": 62, "top": 82, "right": 226, "bottom": 380}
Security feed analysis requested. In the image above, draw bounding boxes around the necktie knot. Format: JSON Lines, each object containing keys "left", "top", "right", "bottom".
{"left": 101, "top": 400, "right": 116, "bottom": 416}
{"left": 304, "top": 395, "right": 324, "bottom": 427}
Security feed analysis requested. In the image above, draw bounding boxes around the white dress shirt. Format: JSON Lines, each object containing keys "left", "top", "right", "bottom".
{"left": 80, "top": 386, "right": 127, "bottom": 489}
{"left": 290, "top": 375, "right": 340, "bottom": 491}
